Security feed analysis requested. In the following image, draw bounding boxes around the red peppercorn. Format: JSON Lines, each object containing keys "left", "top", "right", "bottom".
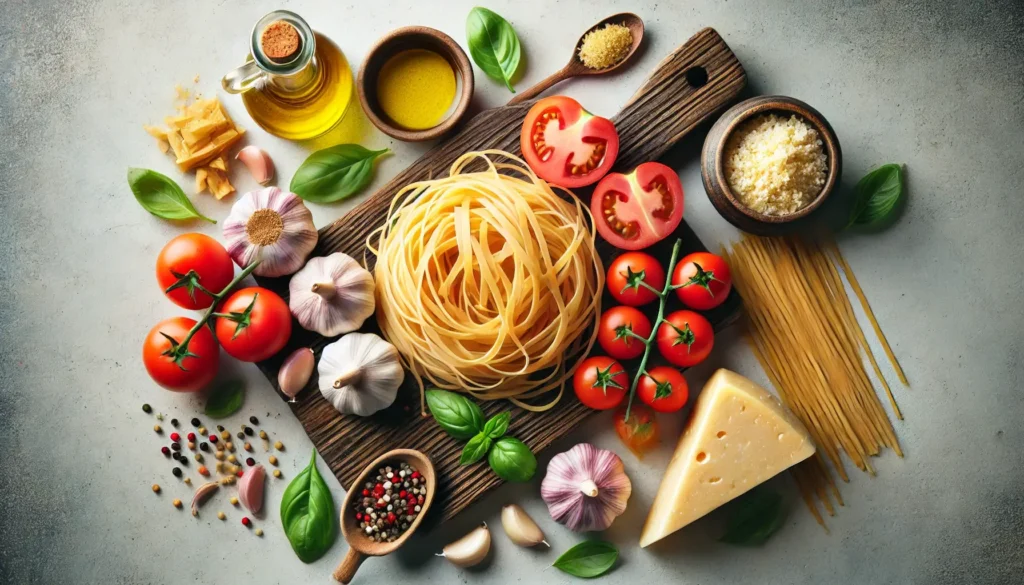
{"left": 161, "top": 446, "right": 171, "bottom": 457}
{"left": 399, "top": 490, "right": 407, "bottom": 499}
{"left": 411, "top": 471, "right": 420, "bottom": 479}
{"left": 387, "top": 513, "right": 396, "bottom": 524}
{"left": 209, "top": 435, "right": 218, "bottom": 443}
{"left": 187, "top": 432, "right": 196, "bottom": 442}
{"left": 417, "top": 495, "right": 424, "bottom": 505}
{"left": 170, "top": 432, "right": 181, "bottom": 442}
{"left": 355, "top": 512, "right": 363, "bottom": 521}
{"left": 246, "top": 457, "right": 255, "bottom": 466}
{"left": 241, "top": 517, "right": 251, "bottom": 527}
{"left": 236, "top": 470, "right": 244, "bottom": 478}
{"left": 362, "top": 489, "right": 370, "bottom": 497}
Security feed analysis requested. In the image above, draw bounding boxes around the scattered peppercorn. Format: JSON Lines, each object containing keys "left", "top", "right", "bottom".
{"left": 216, "top": 425, "right": 225, "bottom": 432}
{"left": 186, "top": 432, "right": 196, "bottom": 442}
{"left": 230, "top": 496, "right": 239, "bottom": 506}
{"left": 244, "top": 442, "right": 253, "bottom": 452}
{"left": 187, "top": 442, "right": 196, "bottom": 450}
{"left": 171, "top": 442, "right": 181, "bottom": 452}
{"left": 191, "top": 417, "right": 201, "bottom": 427}
{"left": 179, "top": 458, "right": 188, "bottom": 467}
{"left": 259, "top": 430, "right": 268, "bottom": 440}
{"left": 244, "top": 426, "right": 255, "bottom": 437}
{"left": 268, "top": 456, "right": 278, "bottom": 466}
{"left": 236, "top": 470, "right": 244, "bottom": 478}
{"left": 173, "top": 498, "right": 182, "bottom": 509}
{"left": 170, "top": 418, "right": 179, "bottom": 427}
{"left": 172, "top": 452, "right": 182, "bottom": 462}
{"left": 198, "top": 426, "right": 207, "bottom": 435}
{"left": 183, "top": 477, "right": 192, "bottom": 485}
{"left": 255, "top": 528, "right": 264, "bottom": 537}
{"left": 199, "top": 466, "right": 209, "bottom": 476}
{"left": 241, "top": 517, "right": 251, "bottom": 527}
{"left": 195, "top": 453, "right": 203, "bottom": 462}
{"left": 153, "top": 425, "right": 163, "bottom": 434}
{"left": 215, "top": 451, "right": 226, "bottom": 461}
{"left": 249, "top": 416, "right": 259, "bottom": 425}
{"left": 209, "top": 435, "right": 218, "bottom": 444}
{"left": 199, "top": 442, "right": 209, "bottom": 452}
{"left": 218, "top": 511, "right": 226, "bottom": 520}
{"left": 226, "top": 442, "right": 235, "bottom": 452}
{"left": 161, "top": 446, "right": 171, "bottom": 457}
{"left": 274, "top": 441, "right": 284, "bottom": 451}
{"left": 170, "top": 432, "right": 181, "bottom": 442}
{"left": 220, "top": 431, "right": 231, "bottom": 441}
{"left": 246, "top": 457, "right": 256, "bottom": 466}
{"left": 172, "top": 467, "right": 183, "bottom": 478}
{"left": 237, "top": 431, "right": 245, "bottom": 440}
{"left": 228, "top": 455, "right": 238, "bottom": 464}
{"left": 273, "top": 469, "right": 282, "bottom": 479}
{"left": 142, "top": 404, "right": 152, "bottom": 414}
{"left": 152, "top": 484, "right": 161, "bottom": 493}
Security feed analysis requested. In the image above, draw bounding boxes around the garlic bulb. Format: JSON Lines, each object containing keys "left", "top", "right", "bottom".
{"left": 437, "top": 523, "right": 491, "bottom": 567}
{"left": 235, "top": 145, "right": 275, "bottom": 185}
{"left": 541, "top": 443, "right": 632, "bottom": 532}
{"left": 289, "top": 253, "right": 375, "bottom": 337}
{"left": 318, "top": 332, "right": 403, "bottom": 416}
{"left": 278, "top": 348, "right": 315, "bottom": 402}
{"left": 237, "top": 464, "right": 266, "bottom": 514}
{"left": 223, "top": 186, "right": 317, "bottom": 277}
{"left": 501, "top": 504, "right": 548, "bottom": 547}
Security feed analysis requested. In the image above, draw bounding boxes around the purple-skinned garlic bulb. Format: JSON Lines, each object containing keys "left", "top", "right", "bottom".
{"left": 223, "top": 187, "right": 317, "bottom": 277}
{"left": 541, "top": 443, "right": 631, "bottom": 532}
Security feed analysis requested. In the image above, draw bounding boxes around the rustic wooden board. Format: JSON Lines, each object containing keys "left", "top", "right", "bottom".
{"left": 255, "top": 27, "right": 746, "bottom": 522}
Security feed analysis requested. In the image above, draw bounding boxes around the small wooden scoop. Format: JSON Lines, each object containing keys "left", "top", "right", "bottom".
{"left": 332, "top": 449, "right": 437, "bottom": 584}
{"left": 508, "top": 12, "right": 644, "bottom": 105}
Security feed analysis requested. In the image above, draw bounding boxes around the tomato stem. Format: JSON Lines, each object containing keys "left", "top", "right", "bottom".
{"left": 624, "top": 238, "right": 684, "bottom": 422}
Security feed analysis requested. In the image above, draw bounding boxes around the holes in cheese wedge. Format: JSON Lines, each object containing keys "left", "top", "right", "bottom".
{"left": 716, "top": 431, "right": 727, "bottom": 438}
{"left": 696, "top": 451, "right": 708, "bottom": 463}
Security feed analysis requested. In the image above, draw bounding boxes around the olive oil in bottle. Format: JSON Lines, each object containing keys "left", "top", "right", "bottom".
{"left": 222, "top": 11, "right": 353, "bottom": 141}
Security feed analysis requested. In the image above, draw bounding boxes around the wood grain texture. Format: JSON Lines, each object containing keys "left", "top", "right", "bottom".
{"left": 255, "top": 27, "right": 746, "bottom": 523}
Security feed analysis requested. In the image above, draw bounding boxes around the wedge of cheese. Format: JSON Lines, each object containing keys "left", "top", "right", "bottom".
{"left": 639, "top": 369, "right": 814, "bottom": 547}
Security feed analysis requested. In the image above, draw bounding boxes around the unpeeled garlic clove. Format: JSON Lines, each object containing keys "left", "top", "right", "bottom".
{"left": 501, "top": 504, "right": 549, "bottom": 548}
{"left": 278, "top": 348, "right": 315, "bottom": 402}
{"left": 237, "top": 464, "right": 266, "bottom": 514}
{"left": 191, "top": 481, "right": 219, "bottom": 517}
{"left": 236, "top": 145, "right": 274, "bottom": 185}
{"left": 437, "top": 523, "right": 491, "bottom": 567}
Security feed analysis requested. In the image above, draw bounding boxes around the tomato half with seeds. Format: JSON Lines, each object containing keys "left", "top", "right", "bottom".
{"left": 520, "top": 96, "right": 619, "bottom": 189}
{"left": 143, "top": 317, "right": 219, "bottom": 393}
{"left": 214, "top": 287, "right": 292, "bottom": 363}
{"left": 597, "top": 306, "right": 653, "bottom": 360}
{"left": 672, "top": 252, "right": 732, "bottom": 310}
{"left": 638, "top": 366, "right": 689, "bottom": 413}
{"left": 656, "top": 310, "right": 714, "bottom": 368}
{"left": 156, "top": 233, "right": 235, "bottom": 310}
{"left": 614, "top": 403, "right": 660, "bottom": 458}
{"left": 591, "top": 162, "right": 684, "bottom": 250}
{"left": 606, "top": 252, "right": 665, "bottom": 307}
{"left": 573, "top": 356, "right": 629, "bottom": 410}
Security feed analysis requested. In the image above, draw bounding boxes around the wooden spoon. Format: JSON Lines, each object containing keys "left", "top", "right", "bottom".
{"left": 508, "top": 13, "right": 644, "bottom": 105}
{"left": 332, "top": 449, "right": 437, "bottom": 584}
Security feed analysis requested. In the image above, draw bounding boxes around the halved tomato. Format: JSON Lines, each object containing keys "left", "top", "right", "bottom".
{"left": 591, "top": 162, "right": 684, "bottom": 250}
{"left": 520, "top": 96, "right": 619, "bottom": 189}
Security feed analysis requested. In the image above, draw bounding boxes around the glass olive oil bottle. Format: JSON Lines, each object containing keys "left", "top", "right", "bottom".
{"left": 222, "top": 11, "right": 353, "bottom": 140}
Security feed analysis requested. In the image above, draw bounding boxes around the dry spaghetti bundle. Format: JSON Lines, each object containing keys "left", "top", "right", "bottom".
{"left": 369, "top": 150, "right": 604, "bottom": 413}
{"left": 723, "top": 235, "right": 907, "bottom": 526}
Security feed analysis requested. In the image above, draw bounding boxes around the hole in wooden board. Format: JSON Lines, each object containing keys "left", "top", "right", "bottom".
{"left": 684, "top": 66, "right": 708, "bottom": 88}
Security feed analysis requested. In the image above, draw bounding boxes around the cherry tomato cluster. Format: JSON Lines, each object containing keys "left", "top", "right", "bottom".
{"left": 573, "top": 249, "right": 732, "bottom": 416}
{"left": 142, "top": 233, "right": 292, "bottom": 393}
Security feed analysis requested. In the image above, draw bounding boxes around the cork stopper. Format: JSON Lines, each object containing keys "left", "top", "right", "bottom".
{"left": 260, "top": 21, "right": 301, "bottom": 62}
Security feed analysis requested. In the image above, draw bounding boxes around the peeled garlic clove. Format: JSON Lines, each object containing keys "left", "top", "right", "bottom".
{"left": 191, "top": 481, "right": 219, "bottom": 517}
{"left": 236, "top": 145, "right": 274, "bottom": 185}
{"left": 437, "top": 523, "right": 491, "bottom": 567}
{"left": 278, "top": 348, "right": 315, "bottom": 402}
{"left": 501, "top": 504, "right": 548, "bottom": 548}
{"left": 237, "top": 464, "right": 266, "bottom": 514}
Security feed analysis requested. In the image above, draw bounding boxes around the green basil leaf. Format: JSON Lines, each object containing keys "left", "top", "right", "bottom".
{"left": 848, "top": 163, "right": 905, "bottom": 229}
{"left": 466, "top": 7, "right": 521, "bottom": 92}
{"left": 127, "top": 167, "right": 215, "bottom": 223}
{"left": 281, "top": 449, "right": 337, "bottom": 563}
{"left": 487, "top": 437, "right": 536, "bottom": 482}
{"left": 425, "top": 389, "right": 485, "bottom": 440}
{"left": 553, "top": 540, "right": 618, "bottom": 578}
{"left": 482, "top": 412, "right": 510, "bottom": 440}
{"left": 720, "top": 488, "right": 787, "bottom": 546}
{"left": 204, "top": 380, "right": 244, "bottom": 419}
{"left": 289, "top": 145, "right": 389, "bottom": 203}
{"left": 460, "top": 433, "right": 492, "bottom": 465}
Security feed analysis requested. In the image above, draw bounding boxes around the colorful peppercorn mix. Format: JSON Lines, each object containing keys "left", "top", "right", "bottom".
{"left": 352, "top": 462, "right": 426, "bottom": 543}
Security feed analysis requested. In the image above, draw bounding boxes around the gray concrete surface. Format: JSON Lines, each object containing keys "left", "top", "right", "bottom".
{"left": 2, "top": 0, "right": 1022, "bottom": 583}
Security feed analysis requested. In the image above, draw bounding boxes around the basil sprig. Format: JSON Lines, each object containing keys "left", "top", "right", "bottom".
{"left": 204, "top": 379, "right": 245, "bottom": 418}
{"left": 719, "top": 488, "right": 788, "bottom": 546}
{"left": 281, "top": 449, "right": 337, "bottom": 563}
{"left": 847, "top": 163, "right": 906, "bottom": 229}
{"left": 128, "top": 167, "right": 215, "bottom": 223}
{"left": 425, "top": 389, "right": 536, "bottom": 482}
{"left": 289, "top": 144, "right": 389, "bottom": 203}
{"left": 466, "top": 7, "right": 522, "bottom": 92}
{"left": 553, "top": 540, "right": 618, "bottom": 578}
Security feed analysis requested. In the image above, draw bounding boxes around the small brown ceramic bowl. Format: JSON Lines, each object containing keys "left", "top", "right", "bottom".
{"left": 332, "top": 449, "right": 436, "bottom": 584}
{"left": 357, "top": 27, "right": 474, "bottom": 142}
{"left": 701, "top": 95, "right": 842, "bottom": 236}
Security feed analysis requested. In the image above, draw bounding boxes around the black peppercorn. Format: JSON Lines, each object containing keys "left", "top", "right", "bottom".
{"left": 142, "top": 404, "right": 152, "bottom": 414}
{"left": 191, "top": 418, "right": 201, "bottom": 427}
{"left": 216, "top": 425, "right": 225, "bottom": 432}
{"left": 243, "top": 426, "right": 254, "bottom": 437}
{"left": 249, "top": 416, "right": 259, "bottom": 425}
{"left": 237, "top": 432, "right": 245, "bottom": 440}
{"left": 172, "top": 467, "right": 182, "bottom": 478}
{"left": 171, "top": 442, "right": 181, "bottom": 452}
{"left": 179, "top": 458, "right": 188, "bottom": 467}
{"left": 199, "top": 442, "right": 209, "bottom": 452}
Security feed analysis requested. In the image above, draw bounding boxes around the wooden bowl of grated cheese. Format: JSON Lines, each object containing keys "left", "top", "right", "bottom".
{"left": 701, "top": 95, "right": 842, "bottom": 235}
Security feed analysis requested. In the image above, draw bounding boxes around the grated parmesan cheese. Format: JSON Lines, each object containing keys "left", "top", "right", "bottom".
{"left": 724, "top": 114, "right": 827, "bottom": 215}
{"left": 578, "top": 23, "right": 633, "bottom": 70}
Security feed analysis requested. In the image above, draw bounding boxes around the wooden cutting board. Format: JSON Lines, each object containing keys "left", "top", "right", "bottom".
{"left": 255, "top": 27, "right": 746, "bottom": 522}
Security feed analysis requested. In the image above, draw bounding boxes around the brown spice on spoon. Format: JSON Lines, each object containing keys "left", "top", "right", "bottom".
{"left": 246, "top": 208, "right": 284, "bottom": 245}
{"left": 261, "top": 21, "right": 301, "bottom": 62}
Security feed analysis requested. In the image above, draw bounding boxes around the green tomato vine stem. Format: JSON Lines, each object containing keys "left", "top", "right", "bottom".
{"left": 169, "top": 261, "right": 261, "bottom": 362}
{"left": 623, "top": 238, "right": 684, "bottom": 422}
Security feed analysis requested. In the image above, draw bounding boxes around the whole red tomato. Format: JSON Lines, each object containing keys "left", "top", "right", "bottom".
{"left": 214, "top": 287, "right": 291, "bottom": 362}
{"left": 672, "top": 252, "right": 732, "bottom": 310}
{"left": 638, "top": 366, "right": 689, "bottom": 413}
{"left": 520, "top": 96, "right": 620, "bottom": 189}
{"left": 592, "top": 162, "right": 684, "bottom": 250}
{"left": 143, "top": 317, "right": 219, "bottom": 392}
{"left": 606, "top": 252, "right": 665, "bottom": 307}
{"left": 656, "top": 310, "right": 714, "bottom": 368}
{"left": 573, "top": 356, "right": 628, "bottom": 410}
{"left": 156, "top": 233, "right": 235, "bottom": 310}
{"left": 597, "top": 306, "right": 652, "bottom": 360}
{"left": 614, "top": 403, "right": 659, "bottom": 458}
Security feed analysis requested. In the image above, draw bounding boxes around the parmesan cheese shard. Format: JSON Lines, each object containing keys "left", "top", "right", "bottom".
{"left": 639, "top": 369, "right": 815, "bottom": 547}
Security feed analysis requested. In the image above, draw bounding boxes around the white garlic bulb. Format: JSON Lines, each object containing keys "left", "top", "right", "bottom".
{"left": 288, "top": 253, "right": 375, "bottom": 337}
{"left": 318, "top": 332, "right": 403, "bottom": 416}
{"left": 541, "top": 443, "right": 632, "bottom": 532}
{"left": 223, "top": 186, "right": 317, "bottom": 277}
